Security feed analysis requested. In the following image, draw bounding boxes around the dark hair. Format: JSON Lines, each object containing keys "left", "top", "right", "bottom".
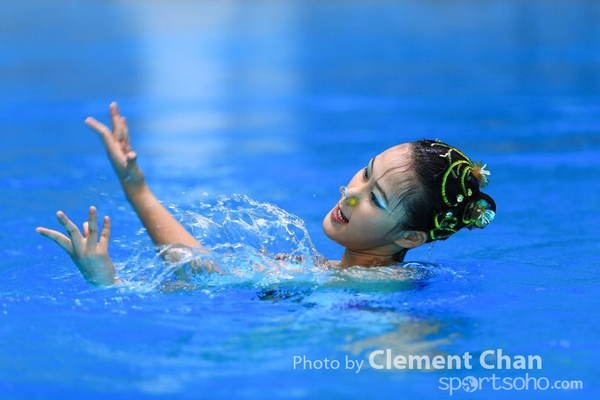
{"left": 397, "top": 139, "right": 496, "bottom": 243}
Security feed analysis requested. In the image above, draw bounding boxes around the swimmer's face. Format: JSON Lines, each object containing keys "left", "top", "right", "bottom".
{"left": 322, "top": 143, "right": 416, "bottom": 254}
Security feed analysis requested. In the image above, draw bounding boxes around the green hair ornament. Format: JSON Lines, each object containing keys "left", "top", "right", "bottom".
{"left": 428, "top": 141, "right": 495, "bottom": 241}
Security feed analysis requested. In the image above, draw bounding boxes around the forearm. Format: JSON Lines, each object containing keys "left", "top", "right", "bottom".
{"left": 86, "top": 102, "right": 200, "bottom": 250}
{"left": 123, "top": 184, "right": 200, "bottom": 248}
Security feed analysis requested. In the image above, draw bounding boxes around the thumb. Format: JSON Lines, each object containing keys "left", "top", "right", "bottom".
{"left": 125, "top": 151, "right": 142, "bottom": 177}
{"left": 126, "top": 151, "right": 137, "bottom": 165}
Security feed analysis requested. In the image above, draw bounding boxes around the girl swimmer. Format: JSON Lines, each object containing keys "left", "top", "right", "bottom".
{"left": 36, "top": 103, "right": 496, "bottom": 286}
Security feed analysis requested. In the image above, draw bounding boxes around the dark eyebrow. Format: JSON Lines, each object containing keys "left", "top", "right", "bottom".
{"left": 370, "top": 157, "right": 390, "bottom": 207}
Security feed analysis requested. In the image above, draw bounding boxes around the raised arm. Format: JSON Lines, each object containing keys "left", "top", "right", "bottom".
{"left": 85, "top": 103, "right": 200, "bottom": 249}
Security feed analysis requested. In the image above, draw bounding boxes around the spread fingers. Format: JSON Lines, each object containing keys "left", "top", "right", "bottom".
{"left": 86, "top": 206, "right": 99, "bottom": 244}
{"left": 36, "top": 227, "right": 74, "bottom": 256}
{"left": 99, "top": 215, "right": 111, "bottom": 249}
{"left": 85, "top": 117, "right": 113, "bottom": 146}
{"left": 56, "top": 211, "right": 83, "bottom": 251}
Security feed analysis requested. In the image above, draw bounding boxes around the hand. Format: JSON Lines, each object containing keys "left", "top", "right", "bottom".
{"left": 85, "top": 102, "right": 146, "bottom": 194}
{"left": 36, "top": 206, "right": 118, "bottom": 287}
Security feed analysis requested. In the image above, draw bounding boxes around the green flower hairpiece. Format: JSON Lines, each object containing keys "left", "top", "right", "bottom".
{"left": 472, "top": 199, "right": 495, "bottom": 228}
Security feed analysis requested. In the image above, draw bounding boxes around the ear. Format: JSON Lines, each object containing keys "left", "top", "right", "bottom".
{"left": 394, "top": 231, "right": 427, "bottom": 249}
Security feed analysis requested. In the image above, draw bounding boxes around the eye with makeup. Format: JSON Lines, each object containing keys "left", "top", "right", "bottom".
{"left": 362, "top": 165, "right": 386, "bottom": 210}
{"left": 370, "top": 192, "right": 385, "bottom": 209}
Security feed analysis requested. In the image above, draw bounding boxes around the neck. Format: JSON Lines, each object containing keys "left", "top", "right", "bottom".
{"left": 336, "top": 248, "right": 408, "bottom": 268}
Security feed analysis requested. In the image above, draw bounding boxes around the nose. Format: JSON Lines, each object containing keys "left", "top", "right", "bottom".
{"left": 339, "top": 185, "right": 359, "bottom": 207}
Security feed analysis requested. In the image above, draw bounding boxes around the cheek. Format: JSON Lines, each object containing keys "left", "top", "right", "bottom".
{"left": 358, "top": 213, "right": 398, "bottom": 237}
{"left": 351, "top": 212, "right": 387, "bottom": 235}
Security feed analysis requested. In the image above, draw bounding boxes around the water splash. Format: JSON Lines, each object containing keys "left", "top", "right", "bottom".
{"left": 427, "top": 242, "right": 435, "bottom": 259}
{"left": 115, "top": 194, "right": 331, "bottom": 292}
{"left": 112, "top": 194, "right": 453, "bottom": 294}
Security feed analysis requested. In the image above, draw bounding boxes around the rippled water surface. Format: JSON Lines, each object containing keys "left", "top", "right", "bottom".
{"left": 1, "top": 1, "right": 599, "bottom": 399}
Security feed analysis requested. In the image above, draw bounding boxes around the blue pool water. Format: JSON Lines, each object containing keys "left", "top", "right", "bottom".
{"left": 1, "top": 1, "right": 599, "bottom": 399}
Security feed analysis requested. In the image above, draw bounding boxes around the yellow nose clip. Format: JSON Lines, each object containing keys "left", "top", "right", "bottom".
{"left": 339, "top": 186, "right": 359, "bottom": 207}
